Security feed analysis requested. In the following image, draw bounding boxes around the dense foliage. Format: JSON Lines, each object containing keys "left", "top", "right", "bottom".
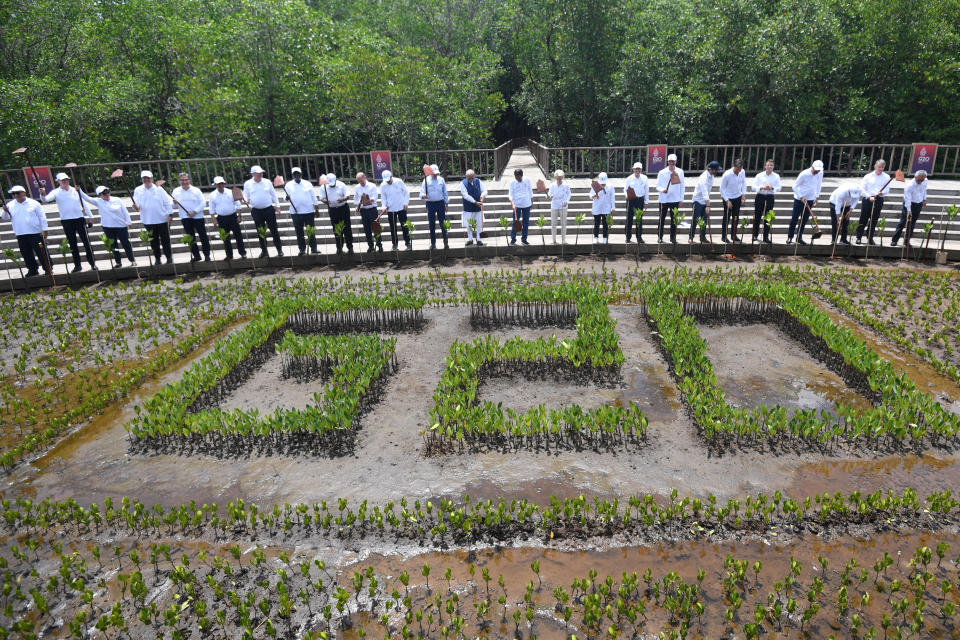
{"left": 2, "top": 0, "right": 958, "bottom": 164}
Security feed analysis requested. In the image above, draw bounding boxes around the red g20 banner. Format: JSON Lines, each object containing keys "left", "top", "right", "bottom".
{"left": 23, "top": 166, "right": 54, "bottom": 200}
{"left": 646, "top": 145, "right": 667, "bottom": 174}
{"left": 370, "top": 151, "right": 392, "bottom": 180}
{"left": 910, "top": 143, "right": 937, "bottom": 175}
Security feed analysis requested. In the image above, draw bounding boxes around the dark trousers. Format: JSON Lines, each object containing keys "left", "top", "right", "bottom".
{"left": 103, "top": 226, "right": 134, "bottom": 263}
{"left": 16, "top": 233, "right": 48, "bottom": 273}
{"left": 892, "top": 203, "right": 923, "bottom": 244}
{"left": 252, "top": 206, "right": 282, "bottom": 254}
{"left": 690, "top": 202, "right": 709, "bottom": 239}
{"left": 857, "top": 196, "right": 884, "bottom": 241}
{"left": 216, "top": 214, "right": 246, "bottom": 258}
{"left": 752, "top": 194, "right": 775, "bottom": 240}
{"left": 510, "top": 206, "right": 530, "bottom": 242}
{"left": 723, "top": 198, "right": 742, "bottom": 239}
{"left": 593, "top": 214, "right": 608, "bottom": 238}
{"left": 181, "top": 217, "right": 210, "bottom": 260}
{"left": 328, "top": 205, "right": 353, "bottom": 252}
{"left": 360, "top": 207, "right": 382, "bottom": 249}
{"left": 145, "top": 222, "right": 172, "bottom": 262}
{"left": 426, "top": 201, "right": 448, "bottom": 245}
{"left": 787, "top": 199, "right": 810, "bottom": 241}
{"left": 387, "top": 210, "right": 410, "bottom": 247}
{"left": 62, "top": 217, "right": 95, "bottom": 267}
{"left": 626, "top": 198, "right": 644, "bottom": 240}
{"left": 658, "top": 202, "right": 680, "bottom": 241}
{"left": 291, "top": 212, "right": 317, "bottom": 253}
{"left": 829, "top": 203, "right": 852, "bottom": 243}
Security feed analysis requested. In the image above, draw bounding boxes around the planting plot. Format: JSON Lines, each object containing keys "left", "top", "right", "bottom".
{"left": 216, "top": 353, "right": 327, "bottom": 412}
{"left": 699, "top": 322, "right": 874, "bottom": 417}
{"left": 477, "top": 376, "right": 618, "bottom": 414}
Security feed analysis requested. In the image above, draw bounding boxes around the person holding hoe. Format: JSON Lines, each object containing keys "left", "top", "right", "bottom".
{"left": 623, "top": 162, "right": 648, "bottom": 244}
{"left": 591, "top": 172, "right": 615, "bottom": 244}
{"left": 243, "top": 165, "right": 283, "bottom": 258}
{"left": 1, "top": 185, "right": 50, "bottom": 277}
{"left": 857, "top": 159, "right": 891, "bottom": 245}
{"left": 690, "top": 161, "right": 723, "bottom": 243}
{"left": 827, "top": 183, "right": 862, "bottom": 246}
{"left": 172, "top": 172, "right": 211, "bottom": 262}
{"left": 750, "top": 158, "right": 781, "bottom": 243}
{"left": 40, "top": 172, "right": 96, "bottom": 272}
{"left": 354, "top": 172, "right": 382, "bottom": 253}
{"left": 891, "top": 170, "right": 928, "bottom": 247}
{"left": 133, "top": 170, "right": 174, "bottom": 265}
{"left": 420, "top": 164, "right": 450, "bottom": 249}
{"left": 719, "top": 159, "right": 747, "bottom": 243}
{"left": 786, "top": 160, "right": 824, "bottom": 245}
{"left": 81, "top": 185, "right": 136, "bottom": 267}
{"left": 656, "top": 153, "right": 685, "bottom": 243}
{"left": 284, "top": 167, "right": 319, "bottom": 255}
{"left": 322, "top": 173, "right": 353, "bottom": 254}
{"left": 207, "top": 177, "right": 246, "bottom": 259}
{"left": 380, "top": 170, "right": 411, "bottom": 251}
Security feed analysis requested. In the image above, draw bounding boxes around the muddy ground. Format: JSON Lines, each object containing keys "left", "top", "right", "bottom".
{"left": 6, "top": 302, "right": 960, "bottom": 512}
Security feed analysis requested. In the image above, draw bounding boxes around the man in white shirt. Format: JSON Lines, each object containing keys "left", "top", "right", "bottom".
{"left": 354, "top": 172, "right": 381, "bottom": 252}
{"left": 827, "top": 184, "right": 862, "bottom": 245}
{"left": 624, "top": 162, "right": 649, "bottom": 244}
{"left": 40, "top": 172, "right": 96, "bottom": 272}
{"left": 459, "top": 169, "right": 487, "bottom": 246}
{"left": 656, "top": 153, "right": 684, "bottom": 243}
{"left": 1, "top": 185, "right": 49, "bottom": 276}
{"left": 787, "top": 160, "right": 824, "bottom": 245}
{"left": 690, "top": 161, "right": 722, "bottom": 243}
{"left": 419, "top": 164, "right": 450, "bottom": 249}
{"left": 207, "top": 177, "right": 246, "bottom": 259}
{"left": 284, "top": 167, "right": 319, "bottom": 255}
{"left": 591, "top": 172, "right": 615, "bottom": 244}
{"left": 857, "top": 159, "right": 891, "bottom": 245}
{"left": 243, "top": 165, "right": 283, "bottom": 258}
{"left": 132, "top": 170, "right": 174, "bottom": 265}
{"left": 379, "top": 171, "right": 411, "bottom": 251}
{"left": 719, "top": 159, "right": 747, "bottom": 243}
{"left": 507, "top": 168, "right": 534, "bottom": 245}
{"left": 751, "top": 159, "right": 781, "bottom": 243}
{"left": 81, "top": 186, "right": 135, "bottom": 266}
{"left": 321, "top": 173, "right": 353, "bottom": 254}
{"left": 546, "top": 169, "right": 572, "bottom": 244}
{"left": 172, "top": 173, "right": 211, "bottom": 262}
{"left": 891, "top": 171, "right": 928, "bottom": 247}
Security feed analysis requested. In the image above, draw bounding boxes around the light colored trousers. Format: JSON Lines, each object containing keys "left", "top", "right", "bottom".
{"left": 550, "top": 207, "right": 568, "bottom": 243}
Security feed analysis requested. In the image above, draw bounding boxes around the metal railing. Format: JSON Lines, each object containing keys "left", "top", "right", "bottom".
{"left": 494, "top": 141, "right": 512, "bottom": 179}
{"left": 541, "top": 143, "right": 960, "bottom": 178}
{"left": 0, "top": 148, "right": 498, "bottom": 196}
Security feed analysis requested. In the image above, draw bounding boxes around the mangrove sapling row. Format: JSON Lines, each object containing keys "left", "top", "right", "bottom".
{"left": 468, "top": 283, "right": 581, "bottom": 329}
{"left": 278, "top": 291, "right": 426, "bottom": 334}
{"left": 429, "top": 286, "right": 645, "bottom": 453}
{"left": 645, "top": 280, "right": 960, "bottom": 454}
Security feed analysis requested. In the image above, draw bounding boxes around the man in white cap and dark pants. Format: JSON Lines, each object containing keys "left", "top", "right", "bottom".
{"left": 243, "top": 165, "right": 283, "bottom": 258}
{"left": 459, "top": 169, "right": 487, "bottom": 246}
{"left": 133, "top": 170, "right": 174, "bottom": 264}
{"left": 284, "top": 167, "right": 319, "bottom": 255}
{"left": 891, "top": 170, "right": 928, "bottom": 247}
{"left": 751, "top": 158, "right": 780, "bottom": 243}
{"left": 380, "top": 171, "right": 411, "bottom": 250}
{"left": 81, "top": 185, "right": 135, "bottom": 267}
{"left": 321, "top": 174, "right": 353, "bottom": 254}
{"left": 856, "top": 159, "right": 891, "bottom": 245}
{"left": 207, "top": 177, "right": 246, "bottom": 259}
{"left": 719, "top": 159, "right": 747, "bottom": 243}
{"left": 827, "top": 183, "right": 861, "bottom": 246}
{"left": 354, "top": 172, "right": 382, "bottom": 252}
{"left": 172, "top": 172, "right": 211, "bottom": 262}
{"left": 591, "top": 172, "right": 615, "bottom": 244}
{"left": 656, "top": 153, "right": 685, "bottom": 243}
{"left": 624, "top": 162, "right": 648, "bottom": 243}
{"left": 1, "top": 186, "right": 49, "bottom": 276}
{"left": 420, "top": 164, "right": 450, "bottom": 249}
{"left": 40, "top": 172, "right": 96, "bottom": 272}
{"left": 690, "top": 161, "right": 723, "bottom": 243}
{"left": 546, "top": 169, "right": 571, "bottom": 244}
{"left": 787, "top": 160, "right": 824, "bottom": 245}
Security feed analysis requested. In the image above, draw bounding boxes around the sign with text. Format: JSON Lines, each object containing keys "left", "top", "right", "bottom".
{"left": 910, "top": 143, "right": 937, "bottom": 175}
{"left": 370, "top": 151, "right": 392, "bottom": 180}
{"left": 646, "top": 145, "right": 667, "bottom": 174}
{"left": 23, "top": 166, "right": 53, "bottom": 200}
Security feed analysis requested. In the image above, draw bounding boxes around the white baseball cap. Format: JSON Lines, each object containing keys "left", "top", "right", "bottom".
{"left": 56, "top": 172, "right": 70, "bottom": 181}
{"left": 667, "top": 154, "right": 678, "bottom": 162}
{"left": 381, "top": 170, "right": 392, "bottom": 181}
{"left": 633, "top": 162, "right": 643, "bottom": 169}
{"left": 554, "top": 169, "right": 564, "bottom": 178}
{"left": 430, "top": 164, "right": 440, "bottom": 174}
{"left": 250, "top": 165, "right": 264, "bottom": 174}
{"left": 812, "top": 160, "right": 824, "bottom": 170}
{"left": 7, "top": 185, "right": 25, "bottom": 194}
{"left": 597, "top": 172, "right": 608, "bottom": 184}
{"left": 212, "top": 176, "right": 226, "bottom": 185}
{"left": 291, "top": 166, "right": 302, "bottom": 174}
{"left": 140, "top": 170, "right": 153, "bottom": 178}
{"left": 95, "top": 185, "right": 109, "bottom": 195}
{"left": 327, "top": 173, "right": 336, "bottom": 184}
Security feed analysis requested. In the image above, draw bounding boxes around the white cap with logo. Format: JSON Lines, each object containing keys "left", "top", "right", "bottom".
{"left": 250, "top": 165, "right": 264, "bottom": 174}
{"left": 8, "top": 185, "right": 26, "bottom": 194}
{"left": 140, "top": 170, "right": 153, "bottom": 178}
{"left": 667, "top": 154, "right": 678, "bottom": 162}
{"left": 56, "top": 172, "right": 70, "bottom": 181}
{"left": 381, "top": 170, "right": 392, "bottom": 181}
{"left": 212, "top": 176, "right": 226, "bottom": 185}
{"left": 812, "top": 160, "right": 824, "bottom": 170}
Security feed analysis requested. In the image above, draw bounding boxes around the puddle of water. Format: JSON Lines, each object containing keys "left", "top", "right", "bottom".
{"left": 790, "top": 452, "right": 960, "bottom": 497}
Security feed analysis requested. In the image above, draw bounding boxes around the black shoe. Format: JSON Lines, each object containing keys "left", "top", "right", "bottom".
{"left": 336, "top": 247, "right": 343, "bottom": 255}
{"left": 377, "top": 245, "right": 383, "bottom": 252}
{"left": 443, "top": 240, "right": 449, "bottom": 249}
{"left": 722, "top": 236, "right": 729, "bottom": 244}
{"left": 839, "top": 239, "right": 851, "bottom": 246}
{"left": 786, "top": 239, "right": 794, "bottom": 245}
{"left": 204, "top": 256, "right": 211, "bottom": 262}
{"left": 521, "top": 240, "right": 529, "bottom": 246}
{"left": 855, "top": 238, "right": 862, "bottom": 245}
{"left": 277, "top": 251, "right": 284, "bottom": 257}
{"left": 25, "top": 269, "right": 39, "bottom": 277}
{"left": 406, "top": 243, "right": 413, "bottom": 251}
{"left": 190, "top": 256, "right": 199, "bottom": 263}
{"left": 347, "top": 247, "right": 354, "bottom": 255}
{"left": 477, "top": 240, "right": 484, "bottom": 247}
{"left": 258, "top": 251, "right": 268, "bottom": 259}
{"left": 700, "top": 234, "right": 708, "bottom": 243}
{"left": 165, "top": 257, "right": 173, "bottom": 264}
{"left": 670, "top": 237, "right": 677, "bottom": 244}
{"left": 763, "top": 236, "right": 772, "bottom": 244}
{"left": 239, "top": 252, "right": 247, "bottom": 259}
{"left": 72, "top": 264, "right": 83, "bottom": 273}
{"left": 298, "top": 251, "right": 305, "bottom": 257}
{"left": 89, "top": 263, "right": 98, "bottom": 270}
{"left": 510, "top": 240, "right": 517, "bottom": 245}
{"left": 638, "top": 237, "right": 645, "bottom": 244}
{"left": 114, "top": 260, "right": 122, "bottom": 268}
{"left": 466, "top": 240, "right": 474, "bottom": 246}
{"left": 798, "top": 239, "right": 807, "bottom": 245}
{"left": 625, "top": 238, "right": 633, "bottom": 244}
{"left": 890, "top": 240, "right": 899, "bottom": 247}
{"left": 226, "top": 254, "right": 234, "bottom": 260}
{"left": 751, "top": 236, "right": 758, "bottom": 243}
{"left": 391, "top": 243, "right": 398, "bottom": 251}
{"left": 430, "top": 243, "right": 437, "bottom": 250}
{"left": 366, "top": 246, "right": 374, "bottom": 253}
{"left": 868, "top": 238, "right": 877, "bottom": 246}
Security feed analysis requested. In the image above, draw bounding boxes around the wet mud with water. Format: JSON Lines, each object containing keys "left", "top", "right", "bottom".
{"left": 5, "top": 305, "right": 960, "bottom": 511}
